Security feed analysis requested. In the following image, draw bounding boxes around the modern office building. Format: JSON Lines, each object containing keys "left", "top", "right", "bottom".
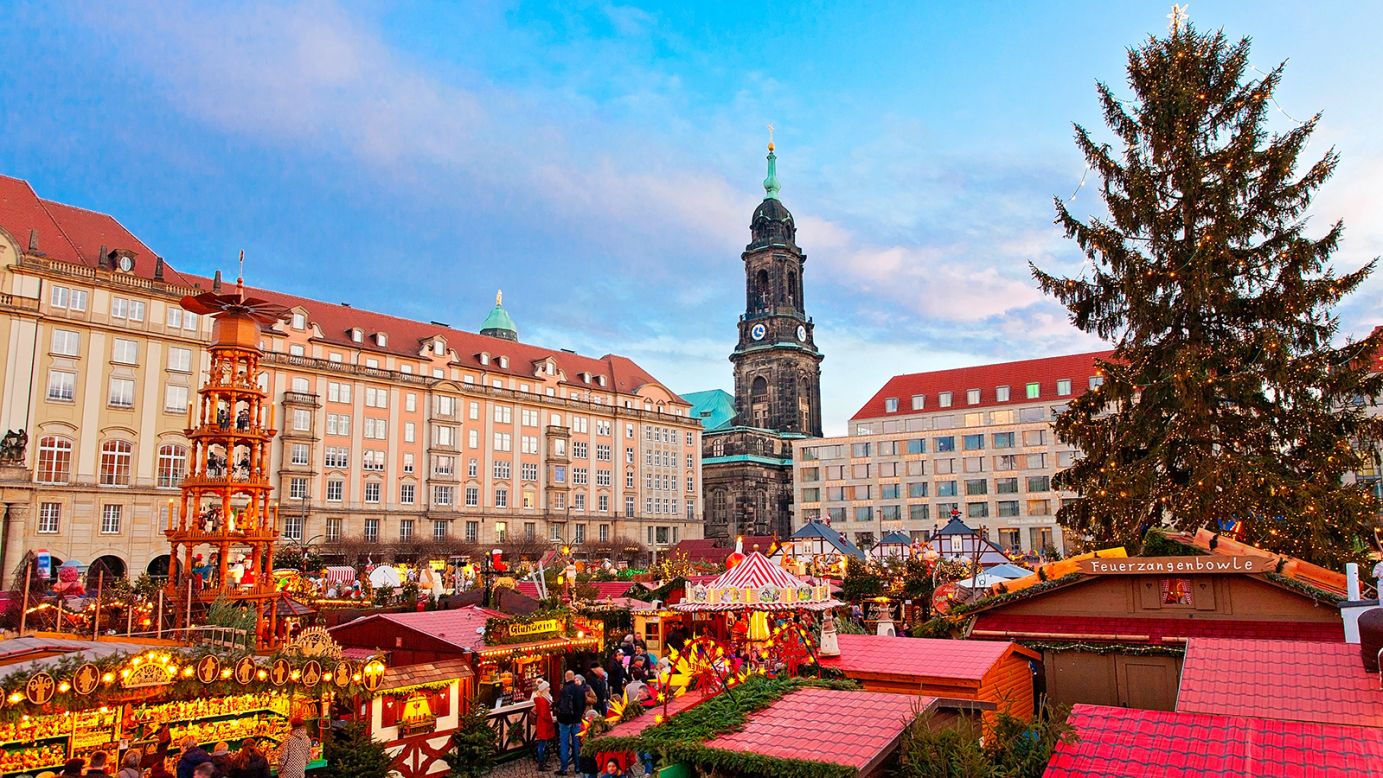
{"left": 0, "top": 174, "right": 703, "bottom": 585}
{"left": 791, "top": 351, "right": 1113, "bottom": 554}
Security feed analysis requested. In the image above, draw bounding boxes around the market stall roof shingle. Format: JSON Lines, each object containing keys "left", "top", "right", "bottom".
{"left": 821, "top": 634, "right": 1035, "bottom": 684}
{"left": 1044, "top": 704, "right": 1383, "bottom": 777}
{"left": 377, "top": 657, "right": 474, "bottom": 692}
{"left": 671, "top": 552, "right": 842, "bottom": 612}
{"left": 333, "top": 606, "right": 505, "bottom": 653}
{"left": 972, "top": 613, "right": 1344, "bottom": 644}
{"left": 1176, "top": 638, "right": 1383, "bottom": 728}
{"left": 704, "top": 687, "right": 934, "bottom": 776}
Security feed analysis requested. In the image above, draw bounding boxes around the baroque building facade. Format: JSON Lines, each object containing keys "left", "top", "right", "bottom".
{"left": 685, "top": 142, "right": 824, "bottom": 540}
{"left": 0, "top": 174, "right": 703, "bottom": 586}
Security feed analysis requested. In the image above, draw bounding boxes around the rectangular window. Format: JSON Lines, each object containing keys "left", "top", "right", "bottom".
{"left": 935, "top": 436, "right": 955, "bottom": 453}
{"left": 964, "top": 456, "right": 985, "bottom": 473}
{"left": 363, "top": 418, "right": 387, "bottom": 440}
{"left": 164, "top": 384, "right": 190, "bottom": 413}
{"left": 405, "top": 393, "right": 417, "bottom": 412}
{"left": 495, "top": 489, "right": 508, "bottom": 508}
{"left": 851, "top": 442, "right": 871, "bottom": 457}
{"left": 112, "top": 338, "right": 138, "bottom": 364}
{"left": 963, "top": 434, "right": 984, "bottom": 450}
{"left": 1057, "top": 451, "right": 1079, "bottom": 468}
{"left": 880, "top": 483, "right": 901, "bottom": 499}
{"left": 326, "top": 413, "right": 351, "bottom": 436}
{"left": 996, "top": 385, "right": 1010, "bottom": 402}
{"left": 934, "top": 458, "right": 955, "bottom": 475}
{"left": 326, "top": 517, "right": 343, "bottom": 541}
{"left": 911, "top": 394, "right": 925, "bottom": 410}
{"left": 909, "top": 503, "right": 930, "bottom": 521}
{"left": 325, "top": 447, "right": 349, "bottom": 469}
{"left": 906, "top": 438, "right": 926, "bottom": 455}
{"left": 288, "top": 477, "right": 308, "bottom": 500}
{"left": 1057, "top": 379, "right": 1072, "bottom": 396}
{"left": 1022, "top": 429, "right": 1046, "bottom": 447}
{"left": 282, "top": 515, "right": 303, "bottom": 542}
{"left": 880, "top": 505, "right": 902, "bottom": 520}
{"left": 937, "top": 480, "right": 958, "bottom": 497}
{"left": 854, "top": 506, "right": 873, "bottom": 521}
{"left": 1027, "top": 475, "right": 1051, "bottom": 492}
{"left": 1027, "top": 499, "right": 1052, "bottom": 516}
{"left": 290, "top": 443, "right": 310, "bottom": 465}
{"left": 401, "top": 483, "right": 415, "bottom": 504}
{"left": 100, "top": 505, "right": 122, "bottom": 534}
{"left": 166, "top": 306, "right": 183, "bottom": 329}
{"left": 433, "top": 520, "right": 448, "bottom": 540}
{"left": 465, "top": 486, "right": 479, "bottom": 507}
{"left": 990, "top": 409, "right": 1016, "bottom": 425}
{"left": 992, "top": 432, "right": 1015, "bottom": 449}
{"left": 364, "top": 386, "right": 389, "bottom": 408}
{"left": 38, "top": 503, "right": 61, "bottom": 534}
{"left": 1026, "top": 382, "right": 1040, "bottom": 399}
{"left": 434, "top": 485, "right": 455, "bottom": 506}
{"left": 493, "top": 405, "right": 512, "bottom": 424}
{"left": 967, "top": 388, "right": 980, "bottom": 405}
{"left": 108, "top": 378, "right": 135, "bottom": 408}
{"left": 292, "top": 409, "right": 311, "bottom": 432}
{"left": 129, "top": 300, "right": 145, "bottom": 321}
{"left": 493, "top": 459, "right": 512, "bottom": 480}
{"left": 403, "top": 422, "right": 416, "bottom": 443}
{"left": 51, "top": 329, "right": 80, "bottom": 356}
{"left": 939, "top": 391, "right": 952, "bottom": 407}
{"left": 996, "top": 477, "right": 1019, "bottom": 494}
{"left": 994, "top": 454, "right": 1019, "bottom": 471}
{"left": 884, "top": 397, "right": 898, "bottom": 412}
{"left": 399, "top": 519, "right": 414, "bottom": 541}
{"left": 364, "top": 518, "right": 379, "bottom": 543}
{"left": 465, "top": 521, "right": 479, "bottom": 542}
{"left": 167, "top": 347, "right": 192, "bottom": 372}
{"left": 908, "top": 482, "right": 928, "bottom": 498}
{"left": 111, "top": 297, "right": 128, "bottom": 318}
{"left": 997, "top": 500, "right": 1020, "bottom": 517}
{"left": 1026, "top": 453, "right": 1047, "bottom": 469}
{"left": 494, "top": 433, "right": 512, "bottom": 452}
{"left": 965, "top": 478, "right": 988, "bottom": 496}
{"left": 327, "top": 382, "right": 351, "bottom": 404}
{"left": 326, "top": 480, "right": 343, "bottom": 501}
{"left": 1090, "top": 375, "right": 1105, "bottom": 389}
{"left": 967, "top": 502, "right": 989, "bottom": 519}
{"left": 364, "top": 482, "right": 381, "bottom": 503}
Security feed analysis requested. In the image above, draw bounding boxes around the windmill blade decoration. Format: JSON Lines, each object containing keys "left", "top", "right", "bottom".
{"left": 181, "top": 287, "right": 291, "bottom": 325}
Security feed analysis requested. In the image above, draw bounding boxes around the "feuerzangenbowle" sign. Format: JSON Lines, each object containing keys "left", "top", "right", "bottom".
{"left": 1077, "top": 555, "right": 1275, "bottom": 575}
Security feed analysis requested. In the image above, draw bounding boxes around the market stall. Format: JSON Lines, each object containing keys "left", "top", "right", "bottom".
{"left": 672, "top": 552, "right": 843, "bottom": 645}
{"left": 362, "top": 659, "right": 474, "bottom": 778}
{"left": 0, "top": 633, "right": 382, "bottom": 776}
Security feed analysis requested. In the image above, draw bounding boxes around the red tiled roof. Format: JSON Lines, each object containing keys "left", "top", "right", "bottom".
{"left": 1045, "top": 704, "right": 1383, "bottom": 777}
{"left": 706, "top": 688, "right": 932, "bottom": 774}
{"left": 0, "top": 175, "right": 82, "bottom": 264}
{"left": 851, "top": 350, "right": 1114, "bottom": 421}
{"left": 1176, "top": 638, "right": 1383, "bottom": 728}
{"left": 332, "top": 605, "right": 505, "bottom": 652}
{"left": 379, "top": 657, "right": 474, "bottom": 691}
{"left": 971, "top": 614, "right": 1344, "bottom": 645}
{"left": 821, "top": 634, "right": 1029, "bottom": 683}
{"left": 513, "top": 580, "right": 641, "bottom": 601}
{"left": 600, "top": 692, "right": 711, "bottom": 740}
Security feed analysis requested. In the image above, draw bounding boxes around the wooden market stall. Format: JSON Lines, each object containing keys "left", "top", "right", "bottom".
{"left": 362, "top": 659, "right": 475, "bottom": 778}
{"left": 0, "top": 636, "right": 350, "bottom": 776}
{"left": 965, "top": 532, "right": 1346, "bottom": 711}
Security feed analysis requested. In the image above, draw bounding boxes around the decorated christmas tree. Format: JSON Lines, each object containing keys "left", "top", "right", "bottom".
{"left": 1032, "top": 14, "right": 1383, "bottom": 568}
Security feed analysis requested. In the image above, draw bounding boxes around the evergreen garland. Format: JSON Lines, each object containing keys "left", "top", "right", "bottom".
{"left": 1018, "top": 640, "right": 1186, "bottom": 657}
{"left": 1030, "top": 21, "right": 1383, "bottom": 569}
{"left": 949, "top": 573, "right": 1086, "bottom": 615}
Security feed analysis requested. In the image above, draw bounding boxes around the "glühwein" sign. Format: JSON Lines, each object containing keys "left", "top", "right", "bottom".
{"left": 1078, "top": 555, "right": 1274, "bottom": 575}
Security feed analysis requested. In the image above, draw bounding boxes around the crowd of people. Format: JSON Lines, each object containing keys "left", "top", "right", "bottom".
{"left": 35, "top": 721, "right": 313, "bottom": 778}
{"left": 528, "top": 633, "right": 663, "bottom": 777}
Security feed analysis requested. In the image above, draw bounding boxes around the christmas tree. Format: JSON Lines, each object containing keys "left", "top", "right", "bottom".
{"left": 1031, "top": 15, "right": 1383, "bottom": 568}
{"left": 323, "top": 722, "right": 393, "bottom": 778}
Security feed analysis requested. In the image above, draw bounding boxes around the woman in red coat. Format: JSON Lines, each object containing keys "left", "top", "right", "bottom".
{"left": 531, "top": 680, "right": 557, "bottom": 771}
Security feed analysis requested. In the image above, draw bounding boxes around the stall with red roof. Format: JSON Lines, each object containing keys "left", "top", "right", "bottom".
{"left": 669, "top": 550, "right": 842, "bottom": 647}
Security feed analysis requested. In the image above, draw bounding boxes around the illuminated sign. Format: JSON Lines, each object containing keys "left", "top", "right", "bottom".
{"left": 1078, "top": 556, "right": 1274, "bottom": 575}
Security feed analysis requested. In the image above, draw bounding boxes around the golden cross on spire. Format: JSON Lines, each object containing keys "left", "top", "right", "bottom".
{"left": 1168, "top": 3, "right": 1189, "bottom": 33}
{"left": 767, "top": 122, "right": 775, "bottom": 152}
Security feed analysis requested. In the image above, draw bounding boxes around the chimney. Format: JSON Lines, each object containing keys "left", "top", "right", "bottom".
{"left": 27, "top": 229, "right": 37, "bottom": 251}
{"left": 98, "top": 245, "right": 108, "bottom": 268}
{"left": 212, "top": 270, "right": 223, "bottom": 292}
{"left": 154, "top": 257, "right": 165, "bottom": 281}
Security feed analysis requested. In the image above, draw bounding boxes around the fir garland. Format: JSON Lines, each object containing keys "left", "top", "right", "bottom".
{"left": 1018, "top": 641, "right": 1185, "bottom": 657}
{"left": 1263, "top": 572, "right": 1345, "bottom": 605}
{"left": 583, "top": 676, "right": 862, "bottom": 778}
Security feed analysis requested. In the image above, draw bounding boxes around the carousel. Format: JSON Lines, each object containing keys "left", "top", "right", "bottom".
{"left": 663, "top": 550, "right": 842, "bottom": 647}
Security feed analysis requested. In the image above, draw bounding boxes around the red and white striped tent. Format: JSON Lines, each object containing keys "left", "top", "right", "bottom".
{"left": 673, "top": 552, "right": 842, "bottom": 612}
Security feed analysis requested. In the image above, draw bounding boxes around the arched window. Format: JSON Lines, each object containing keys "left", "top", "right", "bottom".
{"left": 99, "top": 440, "right": 133, "bottom": 486}
{"left": 157, "top": 444, "right": 187, "bottom": 488}
{"left": 751, "top": 376, "right": 769, "bottom": 403}
{"left": 786, "top": 270, "right": 797, "bottom": 307}
{"left": 712, "top": 490, "right": 727, "bottom": 519}
{"left": 754, "top": 269, "right": 770, "bottom": 310}
{"left": 36, "top": 436, "right": 73, "bottom": 483}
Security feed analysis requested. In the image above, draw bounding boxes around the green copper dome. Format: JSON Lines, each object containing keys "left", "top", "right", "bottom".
{"left": 479, "top": 290, "right": 518, "bottom": 341}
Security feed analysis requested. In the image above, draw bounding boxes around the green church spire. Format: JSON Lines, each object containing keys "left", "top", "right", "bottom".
{"left": 763, "top": 123, "right": 780, "bottom": 200}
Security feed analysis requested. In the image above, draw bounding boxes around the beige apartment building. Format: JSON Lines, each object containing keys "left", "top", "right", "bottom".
{"left": 792, "top": 351, "right": 1113, "bottom": 555}
{"left": 0, "top": 175, "right": 702, "bottom": 585}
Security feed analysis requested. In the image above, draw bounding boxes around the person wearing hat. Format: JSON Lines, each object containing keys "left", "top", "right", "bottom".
{"left": 176, "top": 738, "right": 211, "bottom": 778}
{"left": 531, "top": 679, "right": 556, "bottom": 771}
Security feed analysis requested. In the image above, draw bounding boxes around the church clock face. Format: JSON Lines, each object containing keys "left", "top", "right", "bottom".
{"left": 750, "top": 323, "right": 767, "bottom": 341}
{"left": 796, "top": 325, "right": 807, "bottom": 342}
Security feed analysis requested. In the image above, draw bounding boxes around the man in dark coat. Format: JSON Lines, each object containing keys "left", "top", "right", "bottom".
{"left": 588, "top": 666, "right": 610, "bottom": 715}
{"left": 554, "top": 671, "right": 588, "bottom": 775}
{"left": 175, "top": 737, "right": 212, "bottom": 778}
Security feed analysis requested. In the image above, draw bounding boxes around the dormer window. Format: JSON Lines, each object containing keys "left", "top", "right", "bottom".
{"left": 478, "top": 352, "right": 490, "bottom": 365}
{"left": 350, "top": 328, "right": 363, "bottom": 343}
{"left": 292, "top": 313, "right": 307, "bottom": 330}
{"left": 497, "top": 356, "right": 509, "bottom": 369}
{"left": 596, "top": 375, "right": 607, "bottom": 387}
{"left": 433, "top": 340, "right": 445, "bottom": 356}
{"left": 110, "top": 250, "right": 136, "bottom": 273}
{"left": 375, "top": 332, "right": 388, "bottom": 347}
{"left": 580, "top": 372, "right": 591, "bottom": 384}
{"left": 546, "top": 362, "right": 556, "bottom": 376}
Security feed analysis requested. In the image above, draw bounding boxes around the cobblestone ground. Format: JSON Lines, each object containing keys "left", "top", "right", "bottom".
{"left": 483, "top": 756, "right": 650, "bottom": 778}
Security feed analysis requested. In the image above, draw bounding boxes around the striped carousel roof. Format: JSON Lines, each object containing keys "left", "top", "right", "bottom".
{"left": 673, "top": 552, "right": 842, "bottom": 612}
{"left": 713, "top": 552, "right": 806, "bottom": 590}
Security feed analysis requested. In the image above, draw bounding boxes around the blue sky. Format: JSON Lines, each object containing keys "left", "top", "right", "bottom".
{"left": 3, "top": 1, "right": 1381, "bottom": 435}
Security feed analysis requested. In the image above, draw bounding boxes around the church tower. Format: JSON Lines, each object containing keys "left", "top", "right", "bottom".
{"left": 730, "top": 139, "right": 824, "bottom": 436}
